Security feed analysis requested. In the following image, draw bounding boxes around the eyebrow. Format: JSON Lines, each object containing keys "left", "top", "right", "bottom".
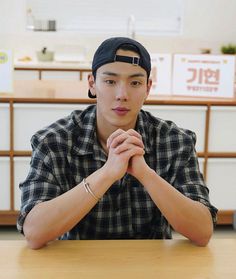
{"left": 101, "top": 71, "right": 146, "bottom": 78}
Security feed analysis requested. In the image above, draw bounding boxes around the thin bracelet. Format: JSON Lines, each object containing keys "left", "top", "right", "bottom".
{"left": 82, "top": 178, "right": 100, "bottom": 202}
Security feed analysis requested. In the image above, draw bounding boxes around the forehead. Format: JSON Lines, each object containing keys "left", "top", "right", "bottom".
{"left": 97, "top": 62, "right": 146, "bottom": 78}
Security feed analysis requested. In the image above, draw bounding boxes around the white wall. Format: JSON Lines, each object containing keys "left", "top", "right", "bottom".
{"left": 1, "top": 0, "right": 236, "bottom": 60}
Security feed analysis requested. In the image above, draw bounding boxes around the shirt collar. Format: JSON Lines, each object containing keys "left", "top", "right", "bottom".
{"left": 135, "top": 110, "right": 152, "bottom": 154}
{"left": 72, "top": 105, "right": 107, "bottom": 161}
{"left": 73, "top": 106, "right": 152, "bottom": 158}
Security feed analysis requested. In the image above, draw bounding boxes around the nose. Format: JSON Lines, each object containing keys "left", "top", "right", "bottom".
{"left": 115, "top": 83, "right": 128, "bottom": 101}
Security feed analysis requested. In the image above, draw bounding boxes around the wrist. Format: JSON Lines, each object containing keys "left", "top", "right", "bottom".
{"left": 100, "top": 164, "right": 118, "bottom": 185}
{"left": 137, "top": 165, "right": 156, "bottom": 184}
{"left": 85, "top": 166, "right": 116, "bottom": 198}
{"left": 100, "top": 162, "right": 123, "bottom": 184}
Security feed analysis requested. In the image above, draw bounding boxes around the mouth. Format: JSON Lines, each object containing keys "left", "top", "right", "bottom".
{"left": 112, "top": 107, "right": 130, "bottom": 116}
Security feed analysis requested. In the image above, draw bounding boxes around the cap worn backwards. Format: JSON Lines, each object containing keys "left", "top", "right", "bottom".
{"left": 88, "top": 37, "right": 151, "bottom": 98}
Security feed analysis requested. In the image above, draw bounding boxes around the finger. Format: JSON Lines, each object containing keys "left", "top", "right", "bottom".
{"left": 125, "top": 136, "right": 144, "bottom": 148}
{"left": 112, "top": 146, "right": 145, "bottom": 162}
{"left": 107, "top": 129, "right": 142, "bottom": 148}
{"left": 107, "top": 129, "right": 144, "bottom": 151}
{"left": 126, "top": 129, "right": 142, "bottom": 140}
{"left": 107, "top": 129, "right": 125, "bottom": 148}
{"left": 125, "top": 146, "right": 145, "bottom": 158}
{"left": 109, "top": 132, "right": 130, "bottom": 148}
{"left": 110, "top": 134, "right": 144, "bottom": 149}
{"left": 114, "top": 138, "right": 144, "bottom": 154}
{"left": 109, "top": 131, "right": 144, "bottom": 149}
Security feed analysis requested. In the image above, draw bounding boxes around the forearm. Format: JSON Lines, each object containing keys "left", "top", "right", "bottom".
{"left": 139, "top": 167, "right": 213, "bottom": 246}
{"left": 23, "top": 166, "right": 114, "bottom": 249}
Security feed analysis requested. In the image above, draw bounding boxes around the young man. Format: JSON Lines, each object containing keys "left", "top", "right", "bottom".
{"left": 17, "top": 37, "right": 217, "bottom": 249}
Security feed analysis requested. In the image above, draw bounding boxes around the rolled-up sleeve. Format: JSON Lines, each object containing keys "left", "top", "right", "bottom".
{"left": 173, "top": 132, "right": 218, "bottom": 226}
{"left": 17, "top": 136, "right": 62, "bottom": 234}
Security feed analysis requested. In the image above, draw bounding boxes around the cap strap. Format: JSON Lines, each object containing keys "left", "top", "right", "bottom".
{"left": 114, "top": 55, "right": 140, "bottom": 66}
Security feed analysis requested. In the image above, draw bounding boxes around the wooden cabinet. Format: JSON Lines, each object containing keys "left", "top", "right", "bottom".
{"left": 0, "top": 80, "right": 235, "bottom": 226}
{"left": 14, "top": 70, "right": 39, "bottom": 80}
{"left": 208, "top": 106, "right": 236, "bottom": 152}
{"left": 13, "top": 157, "right": 31, "bottom": 211}
{"left": 0, "top": 158, "right": 10, "bottom": 210}
{"left": 14, "top": 104, "right": 88, "bottom": 151}
{"left": 0, "top": 104, "right": 10, "bottom": 151}
{"left": 207, "top": 158, "right": 236, "bottom": 210}
{"left": 143, "top": 105, "right": 206, "bottom": 153}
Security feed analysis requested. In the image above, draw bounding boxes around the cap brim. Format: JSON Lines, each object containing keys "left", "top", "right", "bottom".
{"left": 88, "top": 89, "right": 96, "bottom": 99}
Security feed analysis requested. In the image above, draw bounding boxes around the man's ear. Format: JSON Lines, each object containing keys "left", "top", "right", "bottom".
{"left": 88, "top": 74, "right": 96, "bottom": 97}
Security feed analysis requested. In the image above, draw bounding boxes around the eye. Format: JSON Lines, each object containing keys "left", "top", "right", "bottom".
{"left": 130, "top": 80, "right": 142, "bottom": 87}
{"left": 104, "top": 79, "right": 116, "bottom": 85}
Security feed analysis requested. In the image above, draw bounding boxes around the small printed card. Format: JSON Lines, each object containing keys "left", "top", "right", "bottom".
{"left": 172, "top": 54, "right": 235, "bottom": 98}
{"left": 0, "top": 50, "right": 13, "bottom": 93}
{"left": 150, "top": 54, "right": 172, "bottom": 95}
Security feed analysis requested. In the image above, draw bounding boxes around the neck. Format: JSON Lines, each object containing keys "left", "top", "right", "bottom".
{"left": 96, "top": 120, "right": 119, "bottom": 154}
{"left": 96, "top": 128, "right": 110, "bottom": 154}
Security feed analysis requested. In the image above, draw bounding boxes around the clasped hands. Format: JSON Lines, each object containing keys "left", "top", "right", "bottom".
{"left": 104, "top": 129, "right": 148, "bottom": 181}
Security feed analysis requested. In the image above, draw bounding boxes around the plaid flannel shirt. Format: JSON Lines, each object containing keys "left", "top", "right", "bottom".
{"left": 17, "top": 105, "right": 217, "bottom": 239}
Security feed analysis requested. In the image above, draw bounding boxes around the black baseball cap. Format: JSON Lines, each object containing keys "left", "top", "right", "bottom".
{"left": 88, "top": 37, "right": 151, "bottom": 98}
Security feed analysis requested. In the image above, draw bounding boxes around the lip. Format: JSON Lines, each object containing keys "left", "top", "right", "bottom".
{"left": 112, "top": 107, "right": 130, "bottom": 116}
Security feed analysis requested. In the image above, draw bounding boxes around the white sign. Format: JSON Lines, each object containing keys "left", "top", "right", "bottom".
{"left": 0, "top": 50, "right": 13, "bottom": 93}
{"left": 150, "top": 54, "right": 172, "bottom": 95}
{"left": 172, "top": 54, "right": 235, "bottom": 98}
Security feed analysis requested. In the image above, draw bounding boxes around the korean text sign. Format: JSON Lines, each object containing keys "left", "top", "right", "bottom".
{"left": 172, "top": 54, "right": 235, "bottom": 98}
{"left": 150, "top": 54, "right": 172, "bottom": 95}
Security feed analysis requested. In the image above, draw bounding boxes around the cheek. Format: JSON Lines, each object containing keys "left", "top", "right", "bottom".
{"left": 97, "top": 89, "right": 114, "bottom": 103}
{"left": 96, "top": 93, "right": 113, "bottom": 111}
{"left": 130, "top": 92, "right": 146, "bottom": 104}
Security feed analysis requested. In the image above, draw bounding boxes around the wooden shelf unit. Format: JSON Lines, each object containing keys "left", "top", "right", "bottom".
{"left": 1, "top": 80, "right": 236, "bottom": 226}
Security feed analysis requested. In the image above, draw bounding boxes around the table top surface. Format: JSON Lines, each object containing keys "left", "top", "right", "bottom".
{"left": 1, "top": 80, "right": 236, "bottom": 105}
{"left": 0, "top": 239, "right": 235, "bottom": 279}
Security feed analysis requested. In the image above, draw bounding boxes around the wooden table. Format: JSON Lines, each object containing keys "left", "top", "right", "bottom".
{"left": 0, "top": 239, "right": 235, "bottom": 278}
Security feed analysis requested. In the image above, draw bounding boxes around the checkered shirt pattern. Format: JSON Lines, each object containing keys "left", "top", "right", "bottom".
{"left": 17, "top": 105, "right": 217, "bottom": 240}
